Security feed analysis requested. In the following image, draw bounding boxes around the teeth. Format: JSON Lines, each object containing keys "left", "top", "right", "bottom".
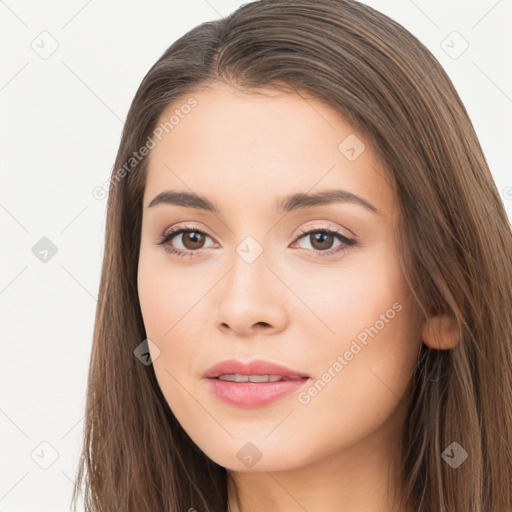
{"left": 217, "top": 374, "right": 285, "bottom": 383}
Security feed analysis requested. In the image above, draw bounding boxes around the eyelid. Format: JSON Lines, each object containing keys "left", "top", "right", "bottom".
{"left": 157, "top": 223, "right": 217, "bottom": 247}
{"left": 159, "top": 221, "right": 353, "bottom": 240}
{"left": 293, "top": 221, "right": 354, "bottom": 240}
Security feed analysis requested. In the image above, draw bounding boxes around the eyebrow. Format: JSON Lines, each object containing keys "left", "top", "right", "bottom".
{"left": 147, "top": 189, "right": 380, "bottom": 215}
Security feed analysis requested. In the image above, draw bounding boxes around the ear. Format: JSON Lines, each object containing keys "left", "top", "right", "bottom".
{"left": 421, "top": 314, "right": 459, "bottom": 350}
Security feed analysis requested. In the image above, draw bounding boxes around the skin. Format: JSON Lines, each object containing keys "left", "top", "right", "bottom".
{"left": 137, "top": 81, "right": 427, "bottom": 512}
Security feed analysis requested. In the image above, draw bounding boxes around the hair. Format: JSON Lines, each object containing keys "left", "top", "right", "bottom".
{"left": 71, "top": 0, "right": 512, "bottom": 510}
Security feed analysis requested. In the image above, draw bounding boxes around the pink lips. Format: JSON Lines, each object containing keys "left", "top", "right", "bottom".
{"left": 203, "top": 358, "right": 311, "bottom": 407}
{"left": 203, "top": 359, "right": 310, "bottom": 380}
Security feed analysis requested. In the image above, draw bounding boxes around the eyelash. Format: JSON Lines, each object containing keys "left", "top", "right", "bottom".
{"left": 155, "top": 223, "right": 357, "bottom": 259}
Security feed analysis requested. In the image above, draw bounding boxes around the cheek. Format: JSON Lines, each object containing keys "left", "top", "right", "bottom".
{"left": 287, "top": 243, "right": 406, "bottom": 347}
{"left": 137, "top": 253, "right": 211, "bottom": 410}
{"left": 295, "top": 301, "right": 418, "bottom": 459}
{"left": 137, "top": 254, "right": 188, "bottom": 383}
{"left": 289, "top": 249, "right": 418, "bottom": 435}
{"left": 137, "top": 249, "right": 205, "bottom": 338}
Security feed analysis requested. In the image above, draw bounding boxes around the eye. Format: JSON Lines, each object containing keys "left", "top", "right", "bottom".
{"left": 292, "top": 227, "right": 356, "bottom": 256}
{"left": 155, "top": 224, "right": 357, "bottom": 259}
{"left": 155, "top": 224, "right": 216, "bottom": 258}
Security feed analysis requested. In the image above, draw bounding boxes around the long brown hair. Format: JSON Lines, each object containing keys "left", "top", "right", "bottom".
{"left": 71, "top": 1, "right": 512, "bottom": 510}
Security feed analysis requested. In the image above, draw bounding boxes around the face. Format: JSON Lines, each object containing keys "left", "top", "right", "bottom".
{"left": 137, "top": 82, "right": 422, "bottom": 472}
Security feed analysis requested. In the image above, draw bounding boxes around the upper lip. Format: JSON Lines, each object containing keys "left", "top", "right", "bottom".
{"left": 203, "top": 359, "right": 310, "bottom": 379}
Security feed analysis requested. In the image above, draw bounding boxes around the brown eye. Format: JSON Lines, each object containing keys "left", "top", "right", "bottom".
{"left": 156, "top": 225, "right": 216, "bottom": 257}
{"left": 308, "top": 232, "right": 335, "bottom": 251}
{"left": 293, "top": 228, "right": 356, "bottom": 256}
{"left": 181, "top": 231, "right": 206, "bottom": 250}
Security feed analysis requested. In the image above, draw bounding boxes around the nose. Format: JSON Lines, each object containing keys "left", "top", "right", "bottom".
{"left": 214, "top": 246, "right": 287, "bottom": 337}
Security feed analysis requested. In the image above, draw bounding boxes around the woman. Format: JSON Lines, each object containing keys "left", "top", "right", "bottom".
{"left": 72, "top": 1, "right": 512, "bottom": 510}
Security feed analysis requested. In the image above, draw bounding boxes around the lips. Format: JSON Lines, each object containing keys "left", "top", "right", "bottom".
{"left": 203, "top": 358, "right": 310, "bottom": 380}
{"left": 203, "top": 359, "right": 311, "bottom": 407}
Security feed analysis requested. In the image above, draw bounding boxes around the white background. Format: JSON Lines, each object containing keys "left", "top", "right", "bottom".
{"left": 0, "top": 1, "right": 510, "bottom": 510}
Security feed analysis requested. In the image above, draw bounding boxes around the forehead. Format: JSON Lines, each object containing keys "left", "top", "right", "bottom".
{"left": 143, "top": 82, "right": 392, "bottom": 217}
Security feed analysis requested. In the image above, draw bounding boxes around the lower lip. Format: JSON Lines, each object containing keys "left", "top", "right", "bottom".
{"left": 205, "top": 377, "right": 310, "bottom": 407}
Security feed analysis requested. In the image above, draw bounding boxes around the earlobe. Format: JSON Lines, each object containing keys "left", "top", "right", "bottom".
{"left": 421, "top": 313, "right": 459, "bottom": 350}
